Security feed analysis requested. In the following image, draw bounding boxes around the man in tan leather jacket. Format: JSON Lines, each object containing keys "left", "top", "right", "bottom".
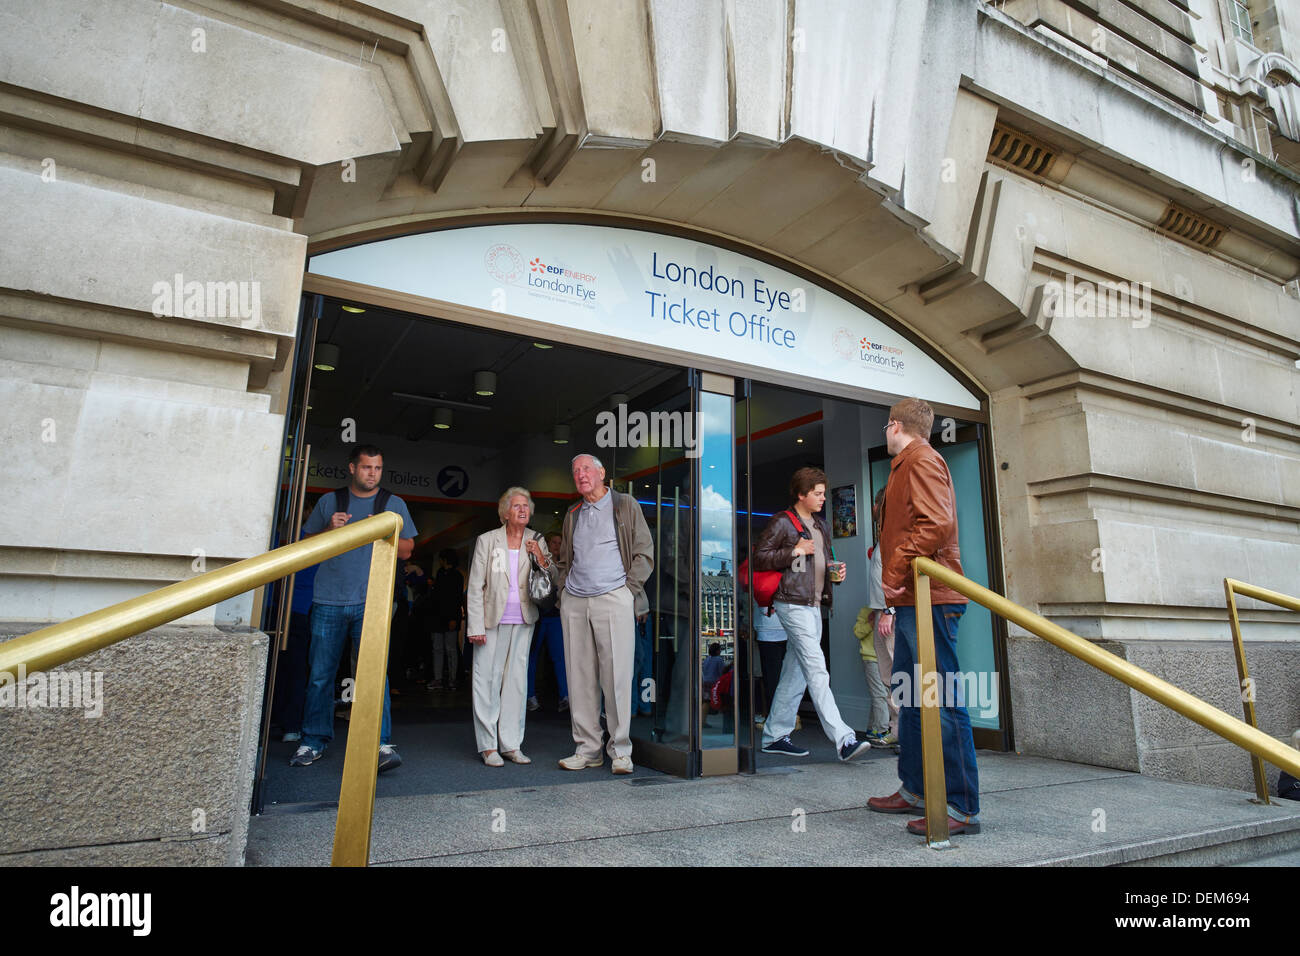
{"left": 868, "top": 398, "right": 981, "bottom": 835}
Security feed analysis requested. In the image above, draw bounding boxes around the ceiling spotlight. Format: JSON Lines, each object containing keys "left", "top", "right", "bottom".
{"left": 553, "top": 423, "right": 571, "bottom": 445}
{"left": 341, "top": 305, "right": 366, "bottom": 314}
{"left": 433, "top": 407, "right": 452, "bottom": 430}
{"left": 313, "top": 342, "right": 340, "bottom": 372}
{"left": 796, "top": 437, "right": 804, "bottom": 444}
{"left": 533, "top": 342, "right": 554, "bottom": 350}
{"left": 610, "top": 393, "right": 629, "bottom": 409}
{"left": 474, "top": 370, "right": 497, "bottom": 396}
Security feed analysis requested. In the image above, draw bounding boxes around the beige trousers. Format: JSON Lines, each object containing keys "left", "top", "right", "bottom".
{"left": 471, "top": 622, "right": 533, "bottom": 753}
{"left": 560, "top": 585, "right": 635, "bottom": 760}
{"left": 874, "top": 620, "right": 900, "bottom": 735}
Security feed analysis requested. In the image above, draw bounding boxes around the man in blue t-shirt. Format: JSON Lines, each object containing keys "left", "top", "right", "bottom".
{"left": 290, "top": 444, "right": 417, "bottom": 773}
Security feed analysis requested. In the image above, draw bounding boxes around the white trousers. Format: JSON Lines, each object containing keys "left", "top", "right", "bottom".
{"left": 762, "top": 602, "right": 854, "bottom": 748}
{"left": 471, "top": 622, "right": 533, "bottom": 753}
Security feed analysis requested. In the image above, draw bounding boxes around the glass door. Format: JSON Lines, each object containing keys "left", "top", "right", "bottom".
{"left": 251, "top": 293, "right": 321, "bottom": 812}
{"left": 625, "top": 370, "right": 739, "bottom": 777}
{"left": 697, "top": 374, "right": 737, "bottom": 776}
{"left": 868, "top": 424, "right": 1008, "bottom": 751}
{"left": 627, "top": 374, "right": 697, "bottom": 776}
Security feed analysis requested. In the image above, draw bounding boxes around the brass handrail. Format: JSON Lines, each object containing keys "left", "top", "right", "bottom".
{"left": 0, "top": 511, "right": 402, "bottom": 867}
{"left": 1223, "top": 577, "right": 1300, "bottom": 804}
{"left": 911, "top": 557, "right": 1300, "bottom": 849}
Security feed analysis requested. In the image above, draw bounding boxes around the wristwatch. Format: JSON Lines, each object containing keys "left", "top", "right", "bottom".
{"left": 883, "top": 606, "right": 897, "bottom": 615}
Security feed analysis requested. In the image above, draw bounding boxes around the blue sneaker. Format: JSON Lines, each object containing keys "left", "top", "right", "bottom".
{"left": 838, "top": 738, "right": 870, "bottom": 762}
{"left": 762, "top": 736, "right": 809, "bottom": 756}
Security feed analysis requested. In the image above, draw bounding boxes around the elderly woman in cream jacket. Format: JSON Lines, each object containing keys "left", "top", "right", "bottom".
{"left": 466, "top": 486, "right": 557, "bottom": 766}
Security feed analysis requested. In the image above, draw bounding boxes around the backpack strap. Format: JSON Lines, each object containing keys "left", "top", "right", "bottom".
{"left": 338, "top": 487, "right": 393, "bottom": 517}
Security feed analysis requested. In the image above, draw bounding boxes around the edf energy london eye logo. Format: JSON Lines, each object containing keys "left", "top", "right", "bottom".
{"left": 832, "top": 327, "right": 907, "bottom": 374}
{"left": 484, "top": 243, "right": 525, "bottom": 284}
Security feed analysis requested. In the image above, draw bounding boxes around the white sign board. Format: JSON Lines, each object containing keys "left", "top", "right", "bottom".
{"left": 309, "top": 223, "right": 982, "bottom": 411}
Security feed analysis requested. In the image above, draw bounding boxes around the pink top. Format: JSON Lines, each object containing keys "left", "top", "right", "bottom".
{"left": 500, "top": 548, "right": 525, "bottom": 625}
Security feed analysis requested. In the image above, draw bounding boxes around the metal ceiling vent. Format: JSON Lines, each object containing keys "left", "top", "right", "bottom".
{"left": 987, "top": 122, "right": 1058, "bottom": 177}
{"left": 1156, "top": 203, "right": 1227, "bottom": 248}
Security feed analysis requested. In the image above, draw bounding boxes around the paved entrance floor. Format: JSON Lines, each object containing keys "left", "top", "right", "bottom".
{"left": 246, "top": 751, "right": 1300, "bottom": 866}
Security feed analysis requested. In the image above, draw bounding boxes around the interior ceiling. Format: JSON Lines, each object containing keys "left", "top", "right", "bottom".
{"left": 306, "top": 299, "right": 681, "bottom": 449}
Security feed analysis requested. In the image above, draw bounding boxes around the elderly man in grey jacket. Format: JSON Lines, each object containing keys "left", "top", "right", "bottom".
{"left": 553, "top": 453, "right": 654, "bottom": 774}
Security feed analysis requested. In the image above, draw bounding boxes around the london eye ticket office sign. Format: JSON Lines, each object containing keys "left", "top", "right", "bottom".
{"left": 308, "top": 222, "right": 982, "bottom": 411}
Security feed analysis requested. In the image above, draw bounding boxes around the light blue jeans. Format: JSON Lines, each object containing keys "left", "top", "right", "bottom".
{"left": 761, "top": 602, "right": 853, "bottom": 749}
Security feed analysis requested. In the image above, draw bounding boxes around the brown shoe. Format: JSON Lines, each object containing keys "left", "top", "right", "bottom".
{"left": 906, "top": 815, "right": 981, "bottom": 835}
{"left": 867, "top": 791, "right": 921, "bottom": 814}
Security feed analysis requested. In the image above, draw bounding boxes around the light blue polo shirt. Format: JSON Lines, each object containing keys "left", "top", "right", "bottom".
{"left": 565, "top": 489, "right": 626, "bottom": 597}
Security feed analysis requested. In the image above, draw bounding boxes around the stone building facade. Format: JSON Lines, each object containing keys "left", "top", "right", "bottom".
{"left": 2, "top": 0, "right": 1298, "bottom": 863}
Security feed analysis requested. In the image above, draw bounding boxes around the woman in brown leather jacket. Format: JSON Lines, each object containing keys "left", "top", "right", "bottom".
{"left": 752, "top": 466, "right": 870, "bottom": 762}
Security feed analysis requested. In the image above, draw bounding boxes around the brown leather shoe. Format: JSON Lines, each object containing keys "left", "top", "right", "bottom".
{"left": 867, "top": 791, "right": 920, "bottom": 814}
{"left": 906, "top": 815, "right": 981, "bottom": 835}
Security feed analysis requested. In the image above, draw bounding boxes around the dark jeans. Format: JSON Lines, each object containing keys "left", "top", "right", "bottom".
{"left": 894, "top": 603, "right": 979, "bottom": 822}
{"left": 303, "top": 603, "right": 392, "bottom": 751}
{"left": 757, "top": 639, "right": 787, "bottom": 718}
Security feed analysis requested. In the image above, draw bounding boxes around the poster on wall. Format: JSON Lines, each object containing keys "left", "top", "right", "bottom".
{"left": 832, "top": 484, "right": 857, "bottom": 538}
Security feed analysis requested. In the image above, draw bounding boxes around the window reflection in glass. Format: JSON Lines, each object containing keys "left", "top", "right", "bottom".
{"left": 698, "top": 390, "right": 735, "bottom": 749}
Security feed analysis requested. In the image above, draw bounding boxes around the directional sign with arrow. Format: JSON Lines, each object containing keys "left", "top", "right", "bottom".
{"left": 437, "top": 465, "right": 469, "bottom": 497}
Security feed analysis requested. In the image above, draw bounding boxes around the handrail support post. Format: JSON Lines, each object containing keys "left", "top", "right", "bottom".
{"left": 914, "top": 568, "right": 952, "bottom": 849}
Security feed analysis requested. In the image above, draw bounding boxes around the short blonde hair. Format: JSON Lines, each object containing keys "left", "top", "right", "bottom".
{"left": 498, "top": 486, "right": 535, "bottom": 524}
{"left": 888, "top": 397, "right": 934, "bottom": 439}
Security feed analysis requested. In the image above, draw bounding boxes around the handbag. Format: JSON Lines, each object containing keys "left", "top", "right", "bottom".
{"left": 527, "top": 532, "right": 557, "bottom": 610}
{"left": 739, "top": 510, "right": 808, "bottom": 607}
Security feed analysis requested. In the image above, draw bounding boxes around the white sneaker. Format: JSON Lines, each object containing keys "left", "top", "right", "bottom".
{"left": 482, "top": 750, "right": 505, "bottom": 767}
{"left": 612, "top": 755, "right": 634, "bottom": 775}
{"left": 558, "top": 752, "right": 603, "bottom": 770}
{"left": 526, "top": 696, "right": 540, "bottom": 712}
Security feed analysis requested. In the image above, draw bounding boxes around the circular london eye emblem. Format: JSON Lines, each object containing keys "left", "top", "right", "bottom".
{"left": 832, "top": 327, "right": 856, "bottom": 359}
{"left": 484, "top": 243, "right": 525, "bottom": 284}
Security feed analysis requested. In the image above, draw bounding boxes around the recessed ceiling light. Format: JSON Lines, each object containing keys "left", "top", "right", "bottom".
{"left": 533, "top": 342, "right": 554, "bottom": 350}
{"left": 313, "top": 342, "right": 340, "bottom": 372}
{"left": 341, "top": 305, "right": 366, "bottom": 314}
{"left": 796, "top": 438, "right": 804, "bottom": 444}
